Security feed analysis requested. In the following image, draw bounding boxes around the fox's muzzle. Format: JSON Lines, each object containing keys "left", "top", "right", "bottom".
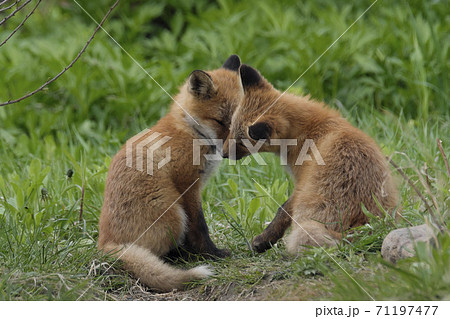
{"left": 222, "top": 138, "right": 250, "bottom": 160}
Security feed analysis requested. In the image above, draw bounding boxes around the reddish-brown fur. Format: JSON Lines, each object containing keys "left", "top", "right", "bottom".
{"left": 99, "top": 56, "right": 243, "bottom": 291}
{"left": 223, "top": 65, "right": 398, "bottom": 254}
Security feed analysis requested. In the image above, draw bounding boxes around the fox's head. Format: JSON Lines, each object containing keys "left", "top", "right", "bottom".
{"left": 223, "top": 64, "right": 290, "bottom": 160}
{"left": 178, "top": 55, "right": 244, "bottom": 145}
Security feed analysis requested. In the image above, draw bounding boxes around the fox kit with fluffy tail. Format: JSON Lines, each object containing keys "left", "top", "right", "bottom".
{"left": 223, "top": 65, "right": 398, "bottom": 254}
{"left": 99, "top": 55, "right": 243, "bottom": 291}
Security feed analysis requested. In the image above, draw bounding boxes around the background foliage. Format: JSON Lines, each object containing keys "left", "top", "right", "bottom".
{"left": 0, "top": 0, "right": 448, "bottom": 300}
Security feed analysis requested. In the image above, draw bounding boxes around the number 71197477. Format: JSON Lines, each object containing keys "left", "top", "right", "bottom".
{"left": 376, "top": 306, "right": 438, "bottom": 316}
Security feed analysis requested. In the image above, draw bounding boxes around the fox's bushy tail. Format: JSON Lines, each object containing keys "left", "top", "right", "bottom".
{"left": 102, "top": 243, "right": 212, "bottom": 292}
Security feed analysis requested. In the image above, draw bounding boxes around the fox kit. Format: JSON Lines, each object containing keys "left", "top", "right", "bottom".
{"left": 99, "top": 55, "right": 243, "bottom": 291}
{"left": 223, "top": 65, "right": 398, "bottom": 254}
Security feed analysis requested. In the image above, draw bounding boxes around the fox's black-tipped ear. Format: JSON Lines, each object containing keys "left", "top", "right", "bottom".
{"left": 188, "top": 70, "right": 216, "bottom": 99}
{"left": 222, "top": 54, "right": 241, "bottom": 72}
{"left": 240, "top": 64, "right": 263, "bottom": 89}
{"left": 248, "top": 122, "right": 272, "bottom": 140}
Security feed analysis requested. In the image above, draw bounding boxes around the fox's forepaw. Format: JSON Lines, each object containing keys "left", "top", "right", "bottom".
{"left": 252, "top": 235, "right": 272, "bottom": 253}
{"left": 201, "top": 248, "right": 230, "bottom": 259}
{"left": 210, "top": 248, "right": 231, "bottom": 259}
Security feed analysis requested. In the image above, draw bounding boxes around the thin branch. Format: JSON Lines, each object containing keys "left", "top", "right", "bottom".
{"left": 421, "top": 162, "right": 440, "bottom": 212}
{"left": 389, "top": 158, "right": 439, "bottom": 225}
{"left": 0, "top": 0, "right": 121, "bottom": 107}
{"left": 397, "top": 212, "right": 414, "bottom": 227}
{"left": 0, "top": 0, "right": 30, "bottom": 26}
{"left": 0, "top": 0, "right": 21, "bottom": 13}
{"left": 437, "top": 138, "right": 450, "bottom": 177}
{"left": 422, "top": 162, "right": 431, "bottom": 190}
{"left": 397, "top": 152, "right": 440, "bottom": 214}
{"left": 0, "top": 0, "right": 40, "bottom": 48}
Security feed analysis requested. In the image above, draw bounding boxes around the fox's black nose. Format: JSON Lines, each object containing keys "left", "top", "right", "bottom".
{"left": 222, "top": 151, "right": 229, "bottom": 158}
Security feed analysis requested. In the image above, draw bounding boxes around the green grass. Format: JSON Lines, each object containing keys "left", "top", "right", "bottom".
{"left": 0, "top": 0, "right": 449, "bottom": 300}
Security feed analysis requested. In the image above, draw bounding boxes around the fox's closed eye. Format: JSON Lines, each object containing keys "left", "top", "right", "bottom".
{"left": 211, "top": 118, "right": 226, "bottom": 127}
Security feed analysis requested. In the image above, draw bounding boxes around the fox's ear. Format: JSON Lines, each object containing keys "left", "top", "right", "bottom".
{"left": 240, "top": 64, "right": 263, "bottom": 90}
{"left": 248, "top": 122, "right": 272, "bottom": 141}
{"left": 188, "top": 70, "right": 216, "bottom": 99}
{"left": 222, "top": 54, "right": 241, "bottom": 72}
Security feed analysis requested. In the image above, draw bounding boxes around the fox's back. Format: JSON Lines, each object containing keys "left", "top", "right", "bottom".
{"left": 312, "top": 123, "right": 398, "bottom": 226}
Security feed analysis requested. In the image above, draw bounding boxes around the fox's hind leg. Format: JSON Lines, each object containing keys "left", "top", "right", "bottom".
{"left": 285, "top": 219, "right": 341, "bottom": 255}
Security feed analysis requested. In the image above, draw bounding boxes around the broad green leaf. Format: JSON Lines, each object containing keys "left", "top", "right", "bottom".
{"left": 227, "top": 178, "right": 238, "bottom": 197}
{"left": 222, "top": 201, "right": 237, "bottom": 220}
{"left": 28, "top": 158, "right": 41, "bottom": 180}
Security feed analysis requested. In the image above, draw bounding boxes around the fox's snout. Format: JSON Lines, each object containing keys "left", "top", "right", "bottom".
{"left": 222, "top": 135, "right": 231, "bottom": 158}
{"left": 221, "top": 138, "right": 249, "bottom": 160}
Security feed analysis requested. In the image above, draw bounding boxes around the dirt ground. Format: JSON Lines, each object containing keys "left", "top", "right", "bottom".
{"left": 111, "top": 276, "right": 333, "bottom": 301}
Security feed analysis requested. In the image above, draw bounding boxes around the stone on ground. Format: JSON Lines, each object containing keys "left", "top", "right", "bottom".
{"left": 381, "top": 224, "right": 435, "bottom": 263}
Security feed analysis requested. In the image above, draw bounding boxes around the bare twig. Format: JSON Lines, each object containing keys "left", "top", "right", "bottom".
{"left": 0, "top": 0, "right": 30, "bottom": 26}
{"left": 0, "top": 0, "right": 21, "bottom": 13}
{"left": 437, "top": 138, "right": 450, "bottom": 177}
{"left": 422, "top": 162, "right": 431, "bottom": 189}
{"left": 0, "top": 0, "right": 120, "bottom": 107}
{"left": 389, "top": 158, "right": 439, "bottom": 224}
{"left": 418, "top": 162, "right": 440, "bottom": 211}
{"left": 397, "top": 211, "right": 414, "bottom": 227}
{"left": 0, "top": 0, "right": 41, "bottom": 48}
{"left": 396, "top": 152, "right": 440, "bottom": 214}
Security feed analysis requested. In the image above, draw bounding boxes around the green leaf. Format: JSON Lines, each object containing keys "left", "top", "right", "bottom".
{"left": 246, "top": 197, "right": 261, "bottom": 225}
{"left": 11, "top": 182, "right": 24, "bottom": 212}
{"left": 222, "top": 201, "right": 237, "bottom": 220}
{"left": 227, "top": 178, "right": 238, "bottom": 197}
{"left": 28, "top": 158, "right": 41, "bottom": 180}
{"left": 0, "top": 175, "right": 5, "bottom": 192}
{"left": 248, "top": 197, "right": 261, "bottom": 215}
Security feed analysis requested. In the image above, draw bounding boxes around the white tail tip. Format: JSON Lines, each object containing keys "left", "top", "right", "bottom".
{"left": 190, "top": 265, "right": 214, "bottom": 279}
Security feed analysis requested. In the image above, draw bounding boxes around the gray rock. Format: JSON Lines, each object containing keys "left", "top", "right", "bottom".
{"left": 381, "top": 224, "right": 435, "bottom": 263}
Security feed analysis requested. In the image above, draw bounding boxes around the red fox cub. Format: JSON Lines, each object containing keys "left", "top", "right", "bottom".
{"left": 223, "top": 65, "right": 398, "bottom": 254}
{"left": 99, "top": 55, "right": 243, "bottom": 291}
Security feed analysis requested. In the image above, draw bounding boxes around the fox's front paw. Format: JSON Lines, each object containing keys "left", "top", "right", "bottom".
{"left": 208, "top": 248, "right": 231, "bottom": 259}
{"left": 252, "top": 235, "right": 272, "bottom": 253}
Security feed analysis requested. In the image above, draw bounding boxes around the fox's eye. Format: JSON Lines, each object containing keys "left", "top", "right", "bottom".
{"left": 211, "top": 118, "right": 226, "bottom": 127}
